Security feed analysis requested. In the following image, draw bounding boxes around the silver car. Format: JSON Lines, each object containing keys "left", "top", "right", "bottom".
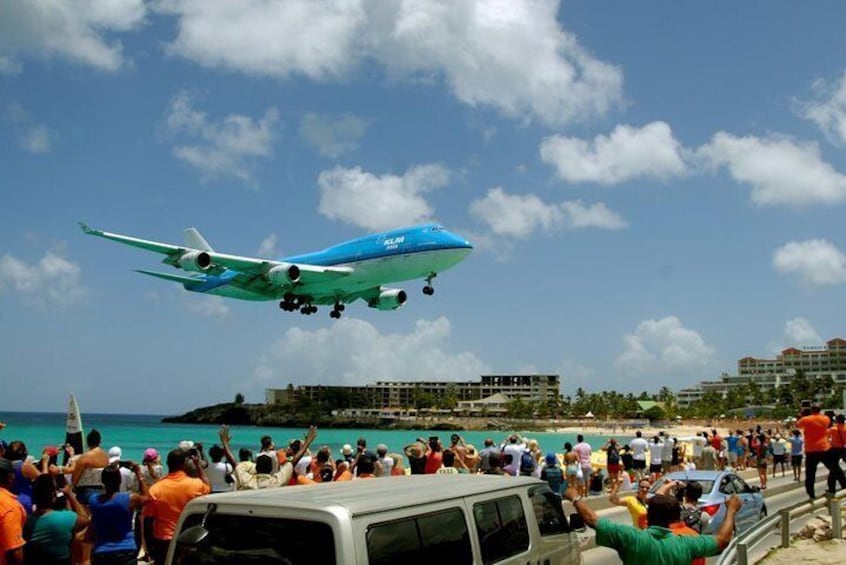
{"left": 649, "top": 470, "right": 767, "bottom": 534}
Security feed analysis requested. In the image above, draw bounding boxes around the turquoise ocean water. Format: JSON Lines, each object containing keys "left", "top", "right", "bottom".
{"left": 0, "top": 412, "right": 615, "bottom": 462}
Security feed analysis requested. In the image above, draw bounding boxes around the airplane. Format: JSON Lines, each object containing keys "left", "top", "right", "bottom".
{"left": 79, "top": 222, "right": 473, "bottom": 319}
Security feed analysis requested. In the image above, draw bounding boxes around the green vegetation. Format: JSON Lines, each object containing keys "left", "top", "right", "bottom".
{"left": 164, "top": 370, "right": 843, "bottom": 427}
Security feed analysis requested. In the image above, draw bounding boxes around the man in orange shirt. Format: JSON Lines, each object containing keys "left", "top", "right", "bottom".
{"left": 797, "top": 404, "right": 846, "bottom": 500}
{"left": 827, "top": 414, "right": 846, "bottom": 494}
{"left": 0, "top": 459, "right": 25, "bottom": 565}
{"left": 148, "top": 449, "right": 211, "bottom": 563}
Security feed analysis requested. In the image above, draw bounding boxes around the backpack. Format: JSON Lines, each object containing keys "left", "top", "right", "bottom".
{"left": 607, "top": 446, "right": 620, "bottom": 465}
{"left": 520, "top": 451, "right": 537, "bottom": 475}
{"left": 681, "top": 505, "right": 704, "bottom": 533}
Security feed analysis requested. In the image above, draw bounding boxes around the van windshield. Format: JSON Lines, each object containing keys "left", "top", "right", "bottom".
{"left": 173, "top": 512, "right": 335, "bottom": 565}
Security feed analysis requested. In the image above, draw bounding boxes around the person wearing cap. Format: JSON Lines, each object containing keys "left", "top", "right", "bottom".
{"left": 132, "top": 449, "right": 162, "bottom": 564}
{"left": 540, "top": 453, "right": 564, "bottom": 498}
{"left": 338, "top": 443, "right": 351, "bottom": 461}
{"left": 375, "top": 444, "right": 393, "bottom": 477}
{"left": 0, "top": 458, "right": 26, "bottom": 565}
{"left": 108, "top": 447, "right": 133, "bottom": 493}
{"left": 3, "top": 442, "right": 38, "bottom": 514}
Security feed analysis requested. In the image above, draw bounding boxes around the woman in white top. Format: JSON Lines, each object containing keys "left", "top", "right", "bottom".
{"left": 206, "top": 445, "right": 234, "bottom": 493}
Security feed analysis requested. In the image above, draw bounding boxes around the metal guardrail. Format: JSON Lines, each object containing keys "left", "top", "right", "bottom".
{"left": 715, "top": 495, "right": 844, "bottom": 565}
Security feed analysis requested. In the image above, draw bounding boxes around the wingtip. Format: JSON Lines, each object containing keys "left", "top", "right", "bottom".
{"left": 79, "top": 221, "right": 93, "bottom": 234}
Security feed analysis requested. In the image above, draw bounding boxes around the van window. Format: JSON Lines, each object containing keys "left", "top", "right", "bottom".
{"left": 473, "top": 496, "right": 530, "bottom": 564}
{"left": 529, "top": 486, "right": 571, "bottom": 535}
{"left": 366, "top": 508, "right": 472, "bottom": 565}
{"left": 173, "top": 513, "right": 335, "bottom": 564}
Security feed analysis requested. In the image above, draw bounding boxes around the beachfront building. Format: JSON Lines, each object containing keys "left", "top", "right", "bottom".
{"left": 266, "top": 373, "right": 561, "bottom": 410}
{"left": 676, "top": 337, "right": 846, "bottom": 407}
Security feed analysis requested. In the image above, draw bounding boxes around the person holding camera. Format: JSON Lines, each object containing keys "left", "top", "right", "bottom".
{"left": 87, "top": 463, "right": 149, "bottom": 565}
{"left": 147, "top": 447, "right": 210, "bottom": 563}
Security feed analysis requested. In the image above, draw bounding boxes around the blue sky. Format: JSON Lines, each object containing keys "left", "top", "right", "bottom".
{"left": 2, "top": 1, "right": 845, "bottom": 415}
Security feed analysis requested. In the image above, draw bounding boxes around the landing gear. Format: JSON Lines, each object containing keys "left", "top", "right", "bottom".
{"left": 423, "top": 272, "right": 437, "bottom": 295}
{"left": 330, "top": 302, "right": 345, "bottom": 319}
{"left": 299, "top": 304, "right": 317, "bottom": 315}
{"left": 279, "top": 292, "right": 298, "bottom": 312}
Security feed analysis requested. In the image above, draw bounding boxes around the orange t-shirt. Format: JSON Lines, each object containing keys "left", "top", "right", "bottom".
{"left": 148, "top": 471, "right": 211, "bottom": 540}
{"left": 0, "top": 487, "right": 26, "bottom": 564}
{"left": 335, "top": 470, "right": 353, "bottom": 481}
{"left": 669, "top": 522, "right": 706, "bottom": 565}
{"left": 830, "top": 424, "right": 846, "bottom": 449}
{"left": 797, "top": 414, "right": 832, "bottom": 452}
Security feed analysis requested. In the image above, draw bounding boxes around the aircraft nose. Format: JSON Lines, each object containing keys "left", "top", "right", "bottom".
{"left": 447, "top": 231, "right": 473, "bottom": 250}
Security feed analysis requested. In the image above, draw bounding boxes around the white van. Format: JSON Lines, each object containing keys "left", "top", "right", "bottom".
{"left": 167, "top": 475, "right": 582, "bottom": 564}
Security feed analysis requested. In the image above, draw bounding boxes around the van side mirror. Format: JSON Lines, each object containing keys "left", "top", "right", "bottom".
{"left": 568, "top": 512, "right": 586, "bottom": 532}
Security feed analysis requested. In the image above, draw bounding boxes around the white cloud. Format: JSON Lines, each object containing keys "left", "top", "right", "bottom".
{"left": 784, "top": 318, "right": 822, "bottom": 347}
{"left": 299, "top": 113, "right": 369, "bottom": 158}
{"left": 469, "top": 187, "right": 626, "bottom": 238}
{"left": 184, "top": 295, "right": 230, "bottom": 318}
{"left": 0, "top": 55, "right": 22, "bottom": 75}
{"left": 317, "top": 164, "right": 449, "bottom": 230}
{"left": 253, "top": 316, "right": 489, "bottom": 386}
{"left": 799, "top": 71, "right": 846, "bottom": 144}
{"left": 697, "top": 133, "right": 846, "bottom": 207}
{"left": 162, "top": 92, "right": 279, "bottom": 185}
{"left": 615, "top": 316, "right": 716, "bottom": 376}
{"left": 773, "top": 239, "right": 846, "bottom": 287}
{"left": 0, "top": 0, "right": 146, "bottom": 72}
{"left": 0, "top": 250, "right": 86, "bottom": 308}
{"left": 4, "top": 103, "right": 53, "bottom": 154}
{"left": 20, "top": 124, "right": 52, "bottom": 154}
{"left": 156, "top": 0, "right": 622, "bottom": 127}
{"left": 256, "top": 233, "right": 278, "bottom": 258}
{"left": 539, "top": 122, "right": 687, "bottom": 185}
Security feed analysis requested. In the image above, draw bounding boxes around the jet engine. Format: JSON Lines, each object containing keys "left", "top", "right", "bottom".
{"left": 267, "top": 263, "right": 301, "bottom": 285}
{"left": 177, "top": 250, "right": 212, "bottom": 272}
{"left": 370, "top": 288, "right": 407, "bottom": 310}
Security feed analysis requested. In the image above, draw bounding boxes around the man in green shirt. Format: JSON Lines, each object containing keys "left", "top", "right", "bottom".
{"left": 564, "top": 484, "right": 741, "bottom": 564}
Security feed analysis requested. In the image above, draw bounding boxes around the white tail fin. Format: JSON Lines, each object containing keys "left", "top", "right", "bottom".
{"left": 184, "top": 227, "right": 213, "bottom": 251}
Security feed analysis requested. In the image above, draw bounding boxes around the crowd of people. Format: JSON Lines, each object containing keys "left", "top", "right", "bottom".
{"left": 1, "top": 404, "right": 845, "bottom": 565}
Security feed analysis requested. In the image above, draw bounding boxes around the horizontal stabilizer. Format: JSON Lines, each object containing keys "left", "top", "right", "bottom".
{"left": 135, "top": 269, "right": 203, "bottom": 285}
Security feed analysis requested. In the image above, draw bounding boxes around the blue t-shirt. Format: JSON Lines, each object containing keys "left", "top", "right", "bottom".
{"left": 726, "top": 435, "right": 740, "bottom": 454}
{"left": 790, "top": 436, "right": 804, "bottom": 456}
{"left": 87, "top": 492, "right": 137, "bottom": 554}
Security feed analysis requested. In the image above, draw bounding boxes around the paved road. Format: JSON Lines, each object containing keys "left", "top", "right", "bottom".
{"left": 580, "top": 471, "right": 830, "bottom": 565}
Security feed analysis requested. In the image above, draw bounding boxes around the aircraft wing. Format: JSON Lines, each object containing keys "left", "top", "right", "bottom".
{"left": 80, "top": 222, "right": 353, "bottom": 285}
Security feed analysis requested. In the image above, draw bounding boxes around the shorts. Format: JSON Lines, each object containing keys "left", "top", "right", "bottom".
{"left": 728, "top": 452, "right": 738, "bottom": 464}
{"left": 632, "top": 459, "right": 646, "bottom": 470}
{"left": 661, "top": 460, "right": 671, "bottom": 472}
{"left": 773, "top": 454, "right": 786, "bottom": 465}
{"left": 756, "top": 457, "right": 767, "bottom": 469}
{"left": 791, "top": 455, "right": 803, "bottom": 467}
{"left": 649, "top": 463, "right": 662, "bottom": 474}
{"left": 607, "top": 463, "right": 621, "bottom": 474}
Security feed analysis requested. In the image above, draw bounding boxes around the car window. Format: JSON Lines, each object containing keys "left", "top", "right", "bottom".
{"left": 173, "top": 512, "right": 335, "bottom": 565}
{"left": 529, "top": 485, "right": 571, "bottom": 535}
{"left": 473, "top": 495, "right": 530, "bottom": 564}
{"left": 731, "top": 476, "right": 751, "bottom": 493}
{"left": 367, "top": 508, "right": 472, "bottom": 565}
{"left": 718, "top": 476, "right": 736, "bottom": 495}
